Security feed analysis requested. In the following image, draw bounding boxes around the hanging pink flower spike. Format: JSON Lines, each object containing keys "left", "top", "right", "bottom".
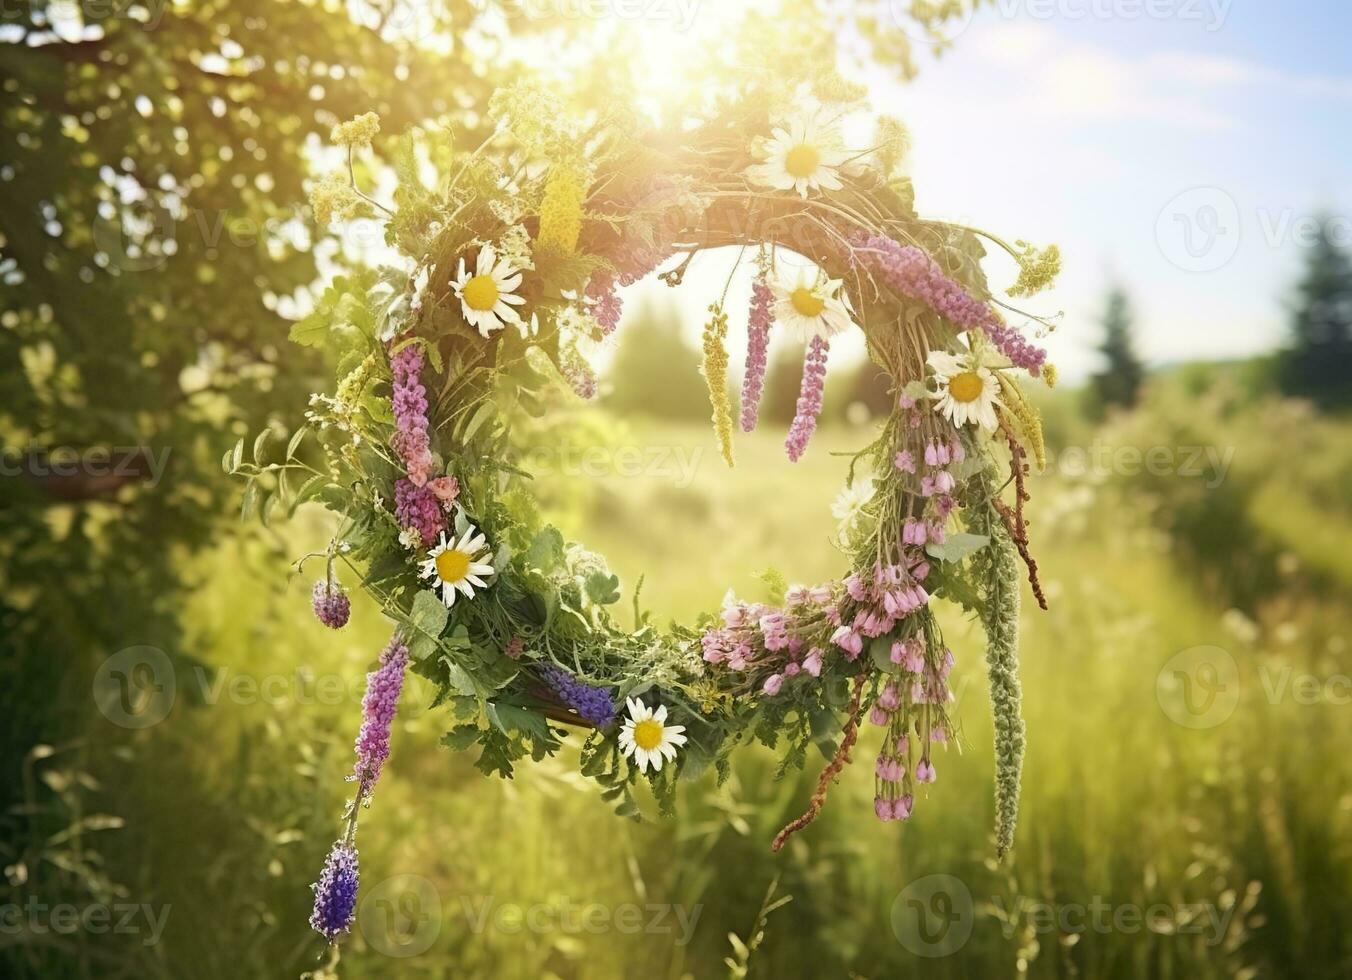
{"left": 741, "top": 277, "right": 773, "bottom": 432}
{"left": 785, "top": 335, "right": 829, "bottom": 461}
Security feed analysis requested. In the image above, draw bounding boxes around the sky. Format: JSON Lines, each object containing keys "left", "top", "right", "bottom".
{"left": 886, "top": 0, "right": 1352, "bottom": 379}
{"left": 618, "top": 1, "right": 1352, "bottom": 383}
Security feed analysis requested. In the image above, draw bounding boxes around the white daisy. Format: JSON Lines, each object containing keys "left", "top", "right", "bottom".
{"left": 771, "top": 269, "right": 854, "bottom": 342}
{"left": 747, "top": 105, "right": 851, "bottom": 199}
{"left": 451, "top": 244, "right": 526, "bottom": 338}
{"left": 418, "top": 525, "right": 496, "bottom": 607}
{"left": 927, "top": 350, "right": 1003, "bottom": 432}
{"left": 618, "top": 697, "right": 687, "bottom": 774}
{"left": 831, "top": 478, "right": 876, "bottom": 527}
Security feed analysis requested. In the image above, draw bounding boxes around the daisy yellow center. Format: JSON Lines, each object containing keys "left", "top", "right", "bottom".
{"left": 790, "top": 287, "right": 825, "bottom": 318}
{"left": 948, "top": 371, "right": 985, "bottom": 403}
{"left": 462, "top": 275, "right": 499, "bottom": 312}
{"left": 632, "top": 718, "right": 664, "bottom": 751}
{"left": 785, "top": 143, "right": 821, "bottom": 178}
{"left": 435, "top": 549, "right": 471, "bottom": 583}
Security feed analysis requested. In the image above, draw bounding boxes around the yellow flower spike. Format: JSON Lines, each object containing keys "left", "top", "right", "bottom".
{"left": 334, "top": 352, "right": 377, "bottom": 416}
{"left": 701, "top": 303, "right": 735, "bottom": 468}
{"left": 997, "top": 375, "right": 1047, "bottom": 472}
{"left": 536, "top": 158, "right": 589, "bottom": 256}
{"left": 1042, "top": 363, "right": 1058, "bottom": 388}
{"left": 331, "top": 112, "right": 381, "bottom": 147}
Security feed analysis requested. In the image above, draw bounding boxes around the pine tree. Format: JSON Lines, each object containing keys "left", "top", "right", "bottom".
{"left": 1281, "top": 218, "right": 1352, "bottom": 407}
{"left": 1091, "top": 288, "right": 1145, "bottom": 414}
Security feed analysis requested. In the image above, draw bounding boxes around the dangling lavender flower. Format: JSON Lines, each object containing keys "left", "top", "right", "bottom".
{"left": 740, "top": 277, "right": 773, "bottom": 432}
{"left": 309, "top": 842, "right": 359, "bottom": 941}
{"left": 539, "top": 665, "right": 617, "bottom": 727}
{"left": 312, "top": 579, "right": 351, "bottom": 630}
{"left": 785, "top": 335, "right": 829, "bottom": 462}
{"left": 351, "top": 634, "right": 410, "bottom": 800}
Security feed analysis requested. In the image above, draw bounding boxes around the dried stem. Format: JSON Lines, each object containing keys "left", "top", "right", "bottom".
{"left": 995, "top": 414, "right": 1048, "bottom": 611}
{"left": 771, "top": 674, "right": 868, "bottom": 852}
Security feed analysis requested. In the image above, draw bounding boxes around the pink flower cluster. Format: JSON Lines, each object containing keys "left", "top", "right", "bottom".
{"left": 898, "top": 437, "right": 963, "bottom": 522}
{"left": 829, "top": 558, "right": 933, "bottom": 660}
{"left": 351, "top": 633, "right": 409, "bottom": 800}
{"left": 871, "top": 636, "right": 956, "bottom": 822}
{"left": 390, "top": 343, "right": 435, "bottom": 486}
{"left": 394, "top": 478, "right": 446, "bottom": 547}
{"left": 852, "top": 232, "right": 1047, "bottom": 375}
{"left": 740, "top": 277, "right": 773, "bottom": 432}
{"left": 703, "top": 586, "right": 835, "bottom": 694}
{"left": 785, "top": 335, "right": 829, "bottom": 462}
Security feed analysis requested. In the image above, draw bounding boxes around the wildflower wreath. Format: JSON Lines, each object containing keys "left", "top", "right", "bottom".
{"left": 233, "top": 78, "right": 1063, "bottom": 945}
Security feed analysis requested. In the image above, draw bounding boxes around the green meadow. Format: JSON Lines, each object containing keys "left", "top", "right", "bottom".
{"left": 19, "top": 376, "right": 1347, "bottom": 979}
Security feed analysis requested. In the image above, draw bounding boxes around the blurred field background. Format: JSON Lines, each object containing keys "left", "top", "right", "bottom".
{"left": 5, "top": 1, "right": 1352, "bottom": 978}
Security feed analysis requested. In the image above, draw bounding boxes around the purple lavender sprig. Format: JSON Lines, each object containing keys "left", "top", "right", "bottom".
{"left": 390, "top": 342, "right": 435, "bottom": 485}
{"left": 740, "top": 276, "right": 773, "bottom": 432}
{"left": 351, "top": 634, "right": 410, "bottom": 799}
{"left": 309, "top": 842, "right": 359, "bottom": 941}
{"left": 851, "top": 232, "right": 1047, "bottom": 374}
{"left": 539, "top": 665, "right": 616, "bottom": 727}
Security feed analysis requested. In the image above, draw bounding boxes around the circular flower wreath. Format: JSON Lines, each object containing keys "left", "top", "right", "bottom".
{"left": 246, "top": 81, "right": 1063, "bottom": 945}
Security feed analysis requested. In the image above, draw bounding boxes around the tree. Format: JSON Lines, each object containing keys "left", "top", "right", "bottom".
{"left": 1090, "top": 287, "right": 1145, "bottom": 415}
{"left": 1280, "top": 217, "right": 1352, "bottom": 407}
{"left": 605, "top": 298, "right": 707, "bottom": 419}
{"left": 1, "top": 4, "right": 504, "bottom": 973}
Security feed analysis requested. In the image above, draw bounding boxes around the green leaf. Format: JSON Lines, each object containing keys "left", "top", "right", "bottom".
{"left": 240, "top": 479, "right": 259, "bottom": 519}
{"left": 524, "top": 526, "right": 566, "bottom": 573}
{"left": 925, "top": 532, "right": 990, "bottom": 564}
{"left": 287, "top": 314, "right": 331, "bottom": 348}
{"left": 443, "top": 660, "right": 478, "bottom": 697}
{"left": 441, "top": 724, "right": 481, "bottom": 751}
{"left": 458, "top": 401, "right": 496, "bottom": 443}
{"left": 252, "top": 427, "right": 271, "bottom": 464}
{"left": 487, "top": 702, "right": 551, "bottom": 740}
{"left": 406, "top": 589, "right": 449, "bottom": 660}
{"left": 756, "top": 567, "right": 788, "bottom": 603}
{"left": 869, "top": 636, "right": 900, "bottom": 674}
{"left": 286, "top": 425, "right": 308, "bottom": 460}
{"left": 584, "top": 570, "right": 622, "bottom": 606}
